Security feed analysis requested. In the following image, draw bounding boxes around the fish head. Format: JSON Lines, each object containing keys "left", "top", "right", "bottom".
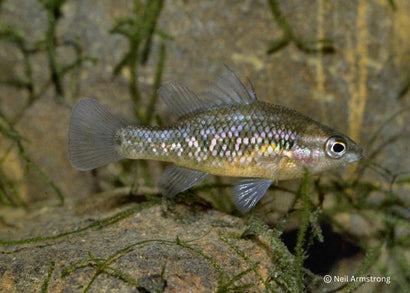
{"left": 293, "top": 124, "right": 364, "bottom": 174}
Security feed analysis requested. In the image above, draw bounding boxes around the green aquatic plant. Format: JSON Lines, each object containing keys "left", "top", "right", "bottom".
{"left": 397, "top": 72, "right": 409, "bottom": 100}
{"left": 110, "top": 0, "right": 170, "bottom": 122}
{"left": 41, "top": 261, "right": 55, "bottom": 293}
{"left": 38, "top": 0, "right": 68, "bottom": 101}
{"left": 266, "top": 0, "right": 335, "bottom": 54}
{"left": 0, "top": 1, "right": 96, "bottom": 109}
{"left": 313, "top": 166, "right": 409, "bottom": 292}
{"left": 0, "top": 0, "right": 96, "bottom": 207}
{"left": 61, "top": 233, "right": 279, "bottom": 292}
{"left": 0, "top": 199, "right": 159, "bottom": 246}
{"left": 294, "top": 169, "right": 313, "bottom": 291}
{"left": 61, "top": 237, "right": 208, "bottom": 292}
{"left": 107, "top": 0, "right": 171, "bottom": 194}
{"left": 241, "top": 220, "right": 299, "bottom": 291}
{"left": 146, "top": 43, "right": 167, "bottom": 124}
{"left": 0, "top": 109, "right": 65, "bottom": 206}
{"left": 388, "top": 0, "right": 397, "bottom": 10}
{"left": 0, "top": 22, "right": 37, "bottom": 107}
{"left": 345, "top": 245, "right": 382, "bottom": 293}
{"left": 63, "top": 251, "right": 142, "bottom": 293}
{"left": 218, "top": 233, "right": 272, "bottom": 292}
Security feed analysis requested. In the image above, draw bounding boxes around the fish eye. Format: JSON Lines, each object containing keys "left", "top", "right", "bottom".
{"left": 326, "top": 137, "right": 347, "bottom": 158}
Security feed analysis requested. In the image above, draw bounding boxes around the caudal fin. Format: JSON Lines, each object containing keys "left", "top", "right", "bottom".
{"left": 68, "top": 98, "right": 126, "bottom": 170}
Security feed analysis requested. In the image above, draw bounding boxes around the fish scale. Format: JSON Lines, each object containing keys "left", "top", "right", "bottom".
{"left": 69, "top": 66, "right": 363, "bottom": 212}
{"left": 116, "top": 102, "right": 317, "bottom": 180}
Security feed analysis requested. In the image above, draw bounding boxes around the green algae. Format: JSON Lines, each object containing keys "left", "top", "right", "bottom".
{"left": 266, "top": 0, "right": 335, "bottom": 54}
{"left": 110, "top": 0, "right": 169, "bottom": 122}
{"left": 0, "top": 200, "right": 159, "bottom": 246}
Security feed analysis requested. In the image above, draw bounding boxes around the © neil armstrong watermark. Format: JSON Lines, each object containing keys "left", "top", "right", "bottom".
{"left": 323, "top": 275, "right": 391, "bottom": 284}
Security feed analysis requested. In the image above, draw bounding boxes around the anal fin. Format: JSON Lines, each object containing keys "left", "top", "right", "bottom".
{"left": 159, "top": 166, "right": 208, "bottom": 197}
{"left": 233, "top": 178, "right": 272, "bottom": 212}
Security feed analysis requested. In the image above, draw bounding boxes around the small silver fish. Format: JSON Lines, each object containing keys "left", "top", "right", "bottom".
{"left": 69, "top": 66, "right": 363, "bottom": 212}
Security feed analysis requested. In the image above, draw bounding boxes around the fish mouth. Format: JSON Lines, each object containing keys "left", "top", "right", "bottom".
{"left": 346, "top": 148, "right": 364, "bottom": 164}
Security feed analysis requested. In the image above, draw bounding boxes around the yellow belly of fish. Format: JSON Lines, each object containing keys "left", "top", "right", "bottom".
{"left": 175, "top": 157, "right": 303, "bottom": 181}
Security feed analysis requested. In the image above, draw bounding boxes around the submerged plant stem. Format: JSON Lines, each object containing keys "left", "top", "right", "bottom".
{"left": 145, "top": 42, "right": 166, "bottom": 124}
{"left": 42, "top": 0, "right": 67, "bottom": 101}
{"left": 266, "top": 0, "right": 334, "bottom": 54}
{"left": 294, "top": 170, "right": 311, "bottom": 291}
{"left": 0, "top": 201, "right": 159, "bottom": 246}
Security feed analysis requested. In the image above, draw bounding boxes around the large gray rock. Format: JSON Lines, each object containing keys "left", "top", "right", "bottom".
{"left": 0, "top": 199, "right": 295, "bottom": 292}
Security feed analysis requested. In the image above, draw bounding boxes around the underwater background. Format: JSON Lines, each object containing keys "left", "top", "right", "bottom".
{"left": 0, "top": 0, "right": 409, "bottom": 292}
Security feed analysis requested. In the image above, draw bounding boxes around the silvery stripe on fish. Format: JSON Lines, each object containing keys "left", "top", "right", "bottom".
{"left": 69, "top": 65, "right": 363, "bottom": 212}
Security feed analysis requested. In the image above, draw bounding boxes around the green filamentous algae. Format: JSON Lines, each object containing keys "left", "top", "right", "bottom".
{"left": 69, "top": 66, "right": 363, "bottom": 212}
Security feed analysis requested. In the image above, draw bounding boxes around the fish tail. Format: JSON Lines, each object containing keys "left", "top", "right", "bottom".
{"left": 68, "top": 98, "right": 127, "bottom": 171}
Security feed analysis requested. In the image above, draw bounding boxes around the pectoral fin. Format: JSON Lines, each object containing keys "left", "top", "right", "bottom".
{"left": 254, "top": 154, "right": 289, "bottom": 184}
{"left": 159, "top": 165, "right": 208, "bottom": 197}
{"left": 233, "top": 178, "right": 272, "bottom": 212}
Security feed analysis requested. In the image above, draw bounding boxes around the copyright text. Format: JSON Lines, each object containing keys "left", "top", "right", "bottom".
{"left": 323, "top": 275, "right": 390, "bottom": 284}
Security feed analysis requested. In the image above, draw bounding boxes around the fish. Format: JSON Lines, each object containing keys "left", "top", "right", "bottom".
{"left": 69, "top": 66, "right": 363, "bottom": 212}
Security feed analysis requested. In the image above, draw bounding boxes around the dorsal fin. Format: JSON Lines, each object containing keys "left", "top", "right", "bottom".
{"left": 158, "top": 65, "right": 257, "bottom": 119}
{"left": 158, "top": 82, "right": 207, "bottom": 119}
{"left": 203, "top": 65, "right": 257, "bottom": 106}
